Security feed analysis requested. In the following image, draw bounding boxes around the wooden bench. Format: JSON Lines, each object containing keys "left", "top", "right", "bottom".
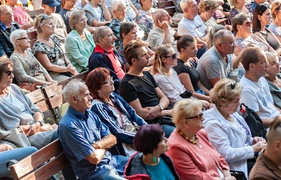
{"left": 10, "top": 139, "right": 70, "bottom": 180}
{"left": 157, "top": 0, "right": 176, "bottom": 17}
{"left": 26, "top": 88, "right": 48, "bottom": 113}
{"left": 27, "top": 9, "right": 44, "bottom": 19}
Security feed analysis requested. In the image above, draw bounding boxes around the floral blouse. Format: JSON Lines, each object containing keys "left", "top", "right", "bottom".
{"left": 135, "top": 8, "right": 155, "bottom": 41}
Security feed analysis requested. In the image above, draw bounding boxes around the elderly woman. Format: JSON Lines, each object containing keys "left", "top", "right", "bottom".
{"left": 82, "top": 0, "right": 111, "bottom": 27}
{"left": 203, "top": 78, "right": 267, "bottom": 178}
{"left": 65, "top": 10, "right": 95, "bottom": 73}
{"left": 0, "top": 59, "right": 57, "bottom": 149}
{"left": 32, "top": 14, "right": 78, "bottom": 82}
{"left": 199, "top": 0, "right": 219, "bottom": 30}
{"left": 229, "top": 0, "right": 252, "bottom": 22}
{"left": 124, "top": 124, "right": 180, "bottom": 180}
{"left": 265, "top": 52, "right": 281, "bottom": 109}
{"left": 109, "top": 0, "right": 127, "bottom": 49}
{"left": 152, "top": 44, "right": 210, "bottom": 108}
{"left": 10, "top": 29, "right": 56, "bottom": 86}
{"left": 253, "top": 4, "right": 281, "bottom": 51}
{"left": 85, "top": 67, "right": 147, "bottom": 156}
{"left": 167, "top": 99, "right": 235, "bottom": 180}
{"left": 268, "top": 0, "right": 281, "bottom": 43}
{"left": 233, "top": 13, "right": 278, "bottom": 56}
{"left": 135, "top": 0, "right": 155, "bottom": 40}
{"left": 147, "top": 9, "right": 176, "bottom": 51}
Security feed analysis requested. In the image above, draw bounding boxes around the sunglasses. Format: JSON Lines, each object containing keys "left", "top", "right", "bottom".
{"left": 228, "top": 81, "right": 238, "bottom": 89}
{"left": 165, "top": 53, "right": 177, "bottom": 59}
{"left": 185, "top": 113, "right": 203, "bottom": 120}
{"left": 243, "top": 21, "right": 252, "bottom": 26}
{"left": 17, "top": 37, "right": 29, "bottom": 41}
{"left": 40, "top": 14, "right": 49, "bottom": 24}
{"left": 5, "top": 70, "right": 13, "bottom": 76}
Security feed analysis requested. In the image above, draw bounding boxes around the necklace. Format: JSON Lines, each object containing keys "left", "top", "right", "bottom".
{"left": 177, "top": 128, "right": 202, "bottom": 148}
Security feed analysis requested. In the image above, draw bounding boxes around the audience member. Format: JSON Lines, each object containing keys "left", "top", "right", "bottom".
{"left": 199, "top": 0, "right": 219, "bottom": 30}
{"left": 268, "top": 0, "right": 281, "bottom": 43}
{"left": 173, "top": 35, "right": 210, "bottom": 101}
{"left": 204, "top": 78, "right": 267, "bottom": 177}
{"left": 33, "top": 14, "right": 78, "bottom": 82}
{"left": 229, "top": 0, "right": 252, "bottom": 22}
{"left": 253, "top": 4, "right": 281, "bottom": 51}
{"left": 58, "top": 79, "right": 127, "bottom": 180}
{"left": 197, "top": 29, "right": 237, "bottom": 90}
{"left": 147, "top": 9, "right": 176, "bottom": 51}
{"left": 249, "top": 116, "right": 281, "bottom": 180}
{"left": 10, "top": 29, "right": 56, "bottom": 85}
{"left": 82, "top": 0, "right": 111, "bottom": 27}
{"left": 0, "top": 5, "right": 20, "bottom": 57}
{"left": 85, "top": 67, "right": 147, "bottom": 156}
{"left": 59, "top": 0, "right": 81, "bottom": 33}
{"left": 206, "top": 24, "right": 226, "bottom": 49}
{"left": 250, "top": 0, "right": 266, "bottom": 13}
{"left": 135, "top": 0, "right": 155, "bottom": 40}
{"left": 0, "top": 59, "right": 57, "bottom": 149}
{"left": 65, "top": 10, "right": 95, "bottom": 73}
{"left": 240, "top": 47, "right": 280, "bottom": 128}
{"left": 120, "top": 40, "right": 175, "bottom": 137}
{"left": 89, "top": 26, "right": 126, "bottom": 90}
{"left": 167, "top": 99, "right": 235, "bottom": 180}
{"left": 124, "top": 124, "right": 180, "bottom": 180}
{"left": 105, "top": 0, "right": 137, "bottom": 21}
{"left": 264, "top": 52, "right": 281, "bottom": 109}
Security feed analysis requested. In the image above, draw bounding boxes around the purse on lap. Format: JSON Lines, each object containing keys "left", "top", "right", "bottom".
{"left": 0, "top": 127, "right": 31, "bottom": 148}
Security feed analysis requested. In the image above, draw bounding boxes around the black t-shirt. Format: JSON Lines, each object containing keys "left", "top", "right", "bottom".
{"left": 173, "top": 59, "right": 201, "bottom": 91}
{"left": 120, "top": 71, "right": 160, "bottom": 108}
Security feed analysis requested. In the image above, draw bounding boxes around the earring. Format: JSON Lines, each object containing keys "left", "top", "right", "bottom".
{"left": 152, "top": 156, "right": 157, "bottom": 163}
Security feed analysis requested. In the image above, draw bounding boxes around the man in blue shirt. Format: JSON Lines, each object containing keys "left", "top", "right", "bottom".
{"left": 58, "top": 79, "right": 127, "bottom": 180}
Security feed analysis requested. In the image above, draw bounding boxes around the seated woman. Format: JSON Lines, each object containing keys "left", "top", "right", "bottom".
{"left": 32, "top": 14, "right": 78, "bottom": 82}
{"left": 167, "top": 99, "right": 235, "bottom": 180}
{"left": 229, "top": 0, "right": 252, "bottom": 22}
{"left": 253, "top": 4, "right": 281, "bottom": 51}
{"left": 65, "top": 10, "right": 95, "bottom": 73}
{"left": 0, "top": 59, "right": 57, "bottom": 149}
{"left": 206, "top": 24, "right": 226, "bottom": 49}
{"left": 82, "top": 0, "right": 111, "bottom": 27}
{"left": 0, "top": 143, "right": 37, "bottom": 178}
{"left": 265, "top": 52, "right": 281, "bottom": 109}
{"left": 10, "top": 29, "right": 56, "bottom": 86}
{"left": 135, "top": 0, "right": 155, "bottom": 40}
{"left": 203, "top": 78, "right": 267, "bottom": 177}
{"left": 233, "top": 13, "right": 278, "bottom": 56}
{"left": 199, "top": 0, "right": 219, "bottom": 30}
{"left": 147, "top": 9, "right": 176, "bottom": 51}
{"left": 124, "top": 124, "right": 180, "bottom": 180}
{"left": 85, "top": 67, "right": 147, "bottom": 156}
{"left": 173, "top": 35, "right": 210, "bottom": 102}
{"left": 268, "top": 1, "right": 281, "bottom": 43}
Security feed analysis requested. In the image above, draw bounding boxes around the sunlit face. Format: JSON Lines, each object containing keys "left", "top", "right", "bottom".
{"left": 43, "top": 4, "right": 57, "bottom": 14}
{"left": 159, "top": 12, "right": 171, "bottom": 23}
{"left": 203, "top": 9, "right": 216, "bottom": 21}
{"left": 64, "top": 0, "right": 77, "bottom": 9}
{"left": 99, "top": 76, "right": 115, "bottom": 95}
{"left": 135, "top": 46, "right": 150, "bottom": 68}
{"left": 187, "top": 0, "right": 199, "bottom": 18}
{"left": 185, "top": 109, "right": 204, "bottom": 132}
{"left": 0, "top": 64, "right": 14, "bottom": 88}
{"left": 76, "top": 15, "right": 88, "bottom": 30}
{"left": 267, "top": 56, "right": 280, "bottom": 76}
{"left": 41, "top": 19, "right": 55, "bottom": 34}
{"left": 221, "top": 33, "right": 236, "bottom": 54}
{"left": 100, "top": 29, "right": 117, "bottom": 49}
{"left": 141, "top": 0, "right": 154, "bottom": 9}
{"left": 223, "top": 96, "right": 241, "bottom": 115}
{"left": 238, "top": 18, "right": 252, "bottom": 34}
{"left": 114, "top": 4, "right": 126, "bottom": 21}
{"left": 16, "top": 34, "right": 30, "bottom": 50}
{"left": 124, "top": 27, "right": 138, "bottom": 41}
{"left": 181, "top": 41, "right": 197, "bottom": 58}
{"left": 154, "top": 135, "right": 169, "bottom": 155}
{"left": 76, "top": 86, "right": 93, "bottom": 112}
{"left": 162, "top": 48, "right": 177, "bottom": 69}
{"left": 252, "top": 51, "right": 268, "bottom": 78}
{"left": 258, "top": 9, "right": 272, "bottom": 26}
{"left": 0, "top": 6, "right": 14, "bottom": 25}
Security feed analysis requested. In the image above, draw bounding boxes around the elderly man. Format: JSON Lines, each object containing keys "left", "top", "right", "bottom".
{"left": 89, "top": 26, "right": 126, "bottom": 90}
{"left": 240, "top": 47, "right": 280, "bottom": 128}
{"left": 119, "top": 39, "right": 175, "bottom": 137}
{"left": 249, "top": 116, "right": 281, "bottom": 179}
{"left": 197, "top": 29, "right": 239, "bottom": 90}
{"left": 0, "top": 5, "right": 20, "bottom": 57}
{"left": 58, "top": 79, "right": 127, "bottom": 180}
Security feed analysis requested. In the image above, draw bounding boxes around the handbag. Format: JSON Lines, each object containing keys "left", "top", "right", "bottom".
{"left": 230, "top": 170, "right": 247, "bottom": 180}
{"left": 0, "top": 127, "right": 31, "bottom": 147}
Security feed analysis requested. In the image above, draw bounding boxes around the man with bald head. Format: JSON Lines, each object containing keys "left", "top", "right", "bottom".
{"left": 0, "top": 5, "right": 20, "bottom": 57}
{"left": 249, "top": 116, "right": 281, "bottom": 180}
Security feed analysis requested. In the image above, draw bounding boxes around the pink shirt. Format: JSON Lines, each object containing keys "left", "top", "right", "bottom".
{"left": 12, "top": 6, "right": 32, "bottom": 25}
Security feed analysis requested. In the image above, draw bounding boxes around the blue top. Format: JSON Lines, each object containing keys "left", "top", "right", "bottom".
{"left": 58, "top": 106, "right": 118, "bottom": 180}
{"left": 145, "top": 156, "right": 175, "bottom": 180}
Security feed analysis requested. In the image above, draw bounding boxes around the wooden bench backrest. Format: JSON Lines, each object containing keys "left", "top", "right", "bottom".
{"left": 10, "top": 139, "right": 70, "bottom": 180}
{"left": 157, "top": 1, "right": 176, "bottom": 16}
{"left": 26, "top": 88, "right": 48, "bottom": 112}
{"left": 27, "top": 9, "right": 44, "bottom": 19}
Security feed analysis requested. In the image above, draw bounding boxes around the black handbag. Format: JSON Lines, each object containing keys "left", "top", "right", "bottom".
{"left": 230, "top": 170, "right": 247, "bottom": 180}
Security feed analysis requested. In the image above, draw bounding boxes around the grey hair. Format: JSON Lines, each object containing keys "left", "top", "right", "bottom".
{"left": 93, "top": 26, "right": 111, "bottom": 43}
{"left": 111, "top": 0, "right": 126, "bottom": 12}
{"left": 69, "top": 10, "right": 86, "bottom": 30}
{"left": 10, "top": 29, "right": 27, "bottom": 47}
{"left": 0, "top": 5, "right": 11, "bottom": 16}
{"left": 62, "top": 79, "right": 87, "bottom": 103}
{"left": 213, "top": 29, "right": 232, "bottom": 47}
{"left": 180, "top": 0, "right": 195, "bottom": 12}
{"left": 153, "top": 9, "right": 169, "bottom": 24}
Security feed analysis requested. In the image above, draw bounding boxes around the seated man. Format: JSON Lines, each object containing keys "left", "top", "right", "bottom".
{"left": 89, "top": 26, "right": 126, "bottom": 90}
{"left": 240, "top": 47, "right": 280, "bottom": 128}
{"left": 58, "top": 79, "right": 127, "bottom": 180}
{"left": 119, "top": 39, "right": 175, "bottom": 137}
{"left": 249, "top": 116, "right": 281, "bottom": 180}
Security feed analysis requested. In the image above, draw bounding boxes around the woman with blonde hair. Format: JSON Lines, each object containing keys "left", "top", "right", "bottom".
{"left": 167, "top": 99, "right": 234, "bottom": 180}
{"left": 268, "top": 0, "right": 281, "bottom": 43}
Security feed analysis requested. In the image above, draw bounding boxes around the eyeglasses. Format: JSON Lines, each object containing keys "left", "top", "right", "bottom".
{"left": 101, "top": 77, "right": 113, "bottom": 85}
{"left": 79, "top": 17, "right": 88, "bottom": 22}
{"left": 17, "top": 37, "right": 29, "bottom": 41}
{"left": 5, "top": 70, "right": 13, "bottom": 76}
{"left": 40, "top": 14, "right": 49, "bottom": 24}
{"left": 185, "top": 113, "right": 203, "bottom": 120}
{"left": 243, "top": 21, "right": 252, "bottom": 26}
{"left": 165, "top": 54, "right": 177, "bottom": 59}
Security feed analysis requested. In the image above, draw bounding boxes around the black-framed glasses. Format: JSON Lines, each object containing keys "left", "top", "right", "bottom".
{"left": 40, "top": 14, "right": 49, "bottom": 24}
{"left": 165, "top": 53, "right": 177, "bottom": 59}
{"left": 17, "top": 37, "right": 29, "bottom": 41}
{"left": 5, "top": 70, "right": 13, "bottom": 76}
{"left": 101, "top": 77, "right": 113, "bottom": 85}
{"left": 185, "top": 113, "right": 203, "bottom": 120}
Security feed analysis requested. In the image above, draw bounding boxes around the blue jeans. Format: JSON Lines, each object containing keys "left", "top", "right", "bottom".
{"left": 0, "top": 146, "right": 37, "bottom": 177}
{"left": 161, "top": 124, "right": 175, "bottom": 138}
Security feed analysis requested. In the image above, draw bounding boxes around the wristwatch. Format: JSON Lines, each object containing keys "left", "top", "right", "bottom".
{"left": 158, "top": 104, "right": 163, "bottom": 111}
